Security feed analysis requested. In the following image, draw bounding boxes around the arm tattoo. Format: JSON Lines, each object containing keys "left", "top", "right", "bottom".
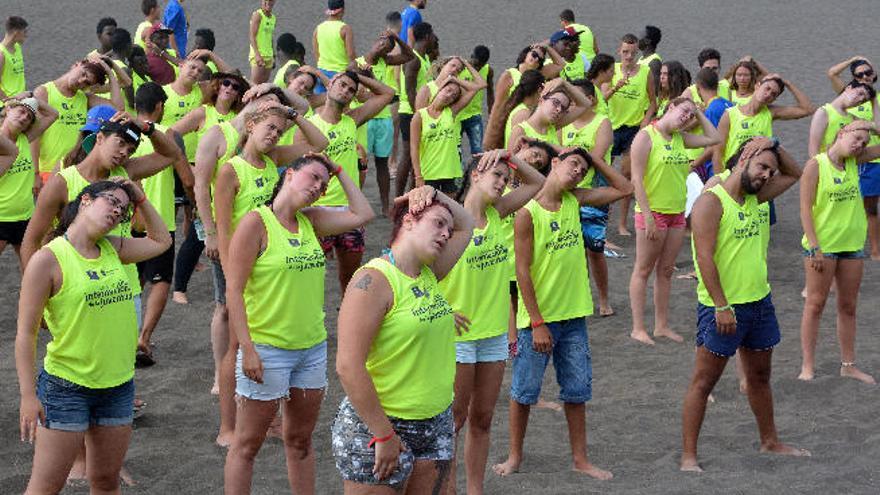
{"left": 354, "top": 273, "right": 372, "bottom": 291}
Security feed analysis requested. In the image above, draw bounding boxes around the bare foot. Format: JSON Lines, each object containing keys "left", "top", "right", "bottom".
{"left": 676, "top": 271, "right": 698, "bottom": 280}
{"left": 215, "top": 430, "right": 234, "bottom": 448}
{"left": 210, "top": 382, "right": 219, "bottom": 395}
{"left": 653, "top": 328, "right": 684, "bottom": 343}
{"left": 630, "top": 330, "right": 656, "bottom": 346}
{"left": 573, "top": 459, "right": 613, "bottom": 480}
{"left": 801, "top": 287, "right": 807, "bottom": 298}
{"left": 599, "top": 305, "right": 615, "bottom": 317}
{"left": 739, "top": 379, "right": 748, "bottom": 395}
{"left": 120, "top": 466, "right": 136, "bottom": 486}
{"left": 536, "top": 398, "right": 563, "bottom": 412}
{"left": 679, "top": 455, "right": 703, "bottom": 472}
{"left": 872, "top": 252, "right": 880, "bottom": 261}
{"left": 172, "top": 291, "right": 189, "bottom": 304}
{"left": 840, "top": 365, "right": 876, "bottom": 384}
{"left": 797, "top": 368, "right": 815, "bottom": 381}
{"left": 492, "top": 457, "right": 521, "bottom": 476}
{"left": 605, "top": 240, "right": 623, "bottom": 250}
{"left": 617, "top": 226, "right": 632, "bottom": 237}
{"left": 760, "top": 442, "right": 811, "bottom": 457}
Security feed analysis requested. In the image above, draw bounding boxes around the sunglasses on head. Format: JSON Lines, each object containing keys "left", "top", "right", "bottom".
{"left": 856, "top": 69, "right": 875, "bottom": 79}
{"left": 221, "top": 79, "right": 244, "bottom": 92}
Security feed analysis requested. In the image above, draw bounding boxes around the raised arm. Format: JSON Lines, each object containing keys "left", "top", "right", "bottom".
{"left": 769, "top": 77, "right": 815, "bottom": 121}
{"left": 126, "top": 121, "right": 183, "bottom": 181}
{"left": 404, "top": 187, "right": 475, "bottom": 280}
{"left": 383, "top": 31, "right": 415, "bottom": 66}
{"left": 0, "top": 131, "right": 20, "bottom": 176}
{"left": 278, "top": 111, "right": 330, "bottom": 163}
{"left": 491, "top": 150, "right": 545, "bottom": 218}
{"left": 304, "top": 165, "right": 376, "bottom": 236}
{"left": 347, "top": 74, "right": 394, "bottom": 126}
{"left": 756, "top": 142, "right": 801, "bottom": 203}
{"left": 807, "top": 106, "right": 828, "bottom": 158}
{"left": 573, "top": 152, "right": 634, "bottom": 206}
{"left": 682, "top": 111, "right": 721, "bottom": 149}
{"left": 109, "top": 180, "right": 172, "bottom": 263}
{"left": 24, "top": 96, "right": 59, "bottom": 142}
{"left": 827, "top": 56, "right": 866, "bottom": 93}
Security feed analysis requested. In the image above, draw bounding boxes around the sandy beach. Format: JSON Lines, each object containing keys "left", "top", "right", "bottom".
{"left": 1, "top": 0, "right": 879, "bottom": 493}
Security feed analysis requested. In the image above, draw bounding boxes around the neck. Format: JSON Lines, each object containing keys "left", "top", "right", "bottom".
{"left": 536, "top": 176, "right": 565, "bottom": 204}
{"left": 826, "top": 144, "right": 846, "bottom": 164}
{"left": 78, "top": 155, "right": 113, "bottom": 178}
{"left": 242, "top": 145, "right": 264, "bottom": 164}
{"left": 463, "top": 190, "right": 491, "bottom": 222}
{"left": 65, "top": 223, "right": 102, "bottom": 254}
{"left": 319, "top": 100, "right": 343, "bottom": 120}
{"left": 575, "top": 109, "right": 595, "bottom": 124}
{"left": 272, "top": 194, "right": 306, "bottom": 222}
{"left": 147, "top": 13, "right": 159, "bottom": 22}
{"left": 723, "top": 171, "right": 746, "bottom": 203}
{"left": 743, "top": 98, "right": 763, "bottom": 114}
{"left": 699, "top": 88, "right": 717, "bottom": 102}
{"left": 329, "top": 14, "right": 342, "bottom": 21}
{"left": 830, "top": 97, "right": 848, "bottom": 113}
{"left": 622, "top": 60, "right": 637, "bottom": 71}
{"left": 1, "top": 34, "right": 14, "bottom": 47}
{"left": 414, "top": 43, "right": 428, "bottom": 56}
{"left": 389, "top": 243, "right": 422, "bottom": 278}
{"left": 174, "top": 78, "right": 194, "bottom": 92}
{"left": 216, "top": 98, "right": 234, "bottom": 113}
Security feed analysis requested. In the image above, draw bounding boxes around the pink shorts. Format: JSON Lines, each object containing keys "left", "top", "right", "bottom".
{"left": 634, "top": 211, "right": 686, "bottom": 230}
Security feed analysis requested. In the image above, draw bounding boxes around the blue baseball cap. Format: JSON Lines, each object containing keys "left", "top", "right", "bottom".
{"left": 81, "top": 105, "right": 117, "bottom": 133}
{"left": 550, "top": 26, "right": 582, "bottom": 44}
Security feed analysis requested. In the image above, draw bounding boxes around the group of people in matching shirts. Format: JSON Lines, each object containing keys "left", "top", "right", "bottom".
{"left": 1, "top": 1, "right": 879, "bottom": 493}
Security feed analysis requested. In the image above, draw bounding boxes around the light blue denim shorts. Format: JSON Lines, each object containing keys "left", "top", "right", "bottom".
{"left": 235, "top": 341, "right": 327, "bottom": 400}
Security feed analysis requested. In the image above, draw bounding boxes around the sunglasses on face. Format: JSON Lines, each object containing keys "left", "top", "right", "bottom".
{"left": 530, "top": 50, "right": 545, "bottom": 62}
{"left": 221, "top": 79, "right": 244, "bottom": 92}
{"left": 856, "top": 70, "right": 875, "bottom": 79}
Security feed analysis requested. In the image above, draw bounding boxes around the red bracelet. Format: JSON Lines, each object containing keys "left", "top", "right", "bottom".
{"left": 332, "top": 165, "right": 342, "bottom": 177}
{"left": 368, "top": 431, "right": 395, "bottom": 448}
{"left": 530, "top": 319, "right": 545, "bottom": 329}
{"left": 505, "top": 159, "right": 518, "bottom": 171}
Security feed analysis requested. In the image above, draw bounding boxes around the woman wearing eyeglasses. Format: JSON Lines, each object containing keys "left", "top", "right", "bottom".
{"left": 16, "top": 179, "right": 171, "bottom": 494}
{"left": 507, "top": 78, "right": 589, "bottom": 151}
{"left": 828, "top": 56, "right": 880, "bottom": 259}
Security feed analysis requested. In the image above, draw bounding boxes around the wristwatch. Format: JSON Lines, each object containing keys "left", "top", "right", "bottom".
{"left": 285, "top": 107, "right": 298, "bottom": 121}
{"left": 142, "top": 120, "right": 156, "bottom": 137}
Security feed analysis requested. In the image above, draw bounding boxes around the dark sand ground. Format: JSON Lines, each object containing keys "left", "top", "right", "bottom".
{"left": 1, "top": 0, "right": 879, "bottom": 493}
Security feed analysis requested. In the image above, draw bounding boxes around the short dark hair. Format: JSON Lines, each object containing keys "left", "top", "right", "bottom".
{"left": 386, "top": 11, "right": 402, "bottom": 24}
{"left": 643, "top": 25, "right": 662, "bottom": 45}
{"left": 340, "top": 70, "right": 361, "bottom": 88}
{"left": 110, "top": 28, "right": 132, "bottom": 53}
{"left": 129, "top": 45, "right": 146, "bottom": 61}
{"left": 96, "top": 17, "right": 117, "bottom": 35}
{"left": 621, "top": 33, "right": 638, "bottom": 45}
{"left": 141, "top": 0, "right": 158, "bottom": 16}
{"left": 6, "top": 16, "right": 27, "bottom": 32}
{"left": 559, "top": 147, "right": 593, "bottom": 168}
{"left": 412, "top": 22, "right": 433, "bottom": 42}
{"left": 570, "top": 78, "right": 596, "bottom": 99}
{"left": 586, "top": 53, "right": 615, "bottom": 80}
{"left": 697, "top": 48, "right": 721, "bottom": 68}
{"left": 292, "top": 41, "right": 306, "bottom": 62}
{"left": 560, "top": 9, "right": 575, "bottom": 22}
{"left": 472, "top": 45, "right": 490, "bottom": 65}
{"left": 194, "top": 28, "right": 215, "bottom": 50}
{"left": 277, "top": 33, "right": 297, "bottom": 56}
{"left": 695, "top": 67, "right": 719, "bottom": 91}
{"left": 135, "top": 81, "right": 167, "bottom": 114}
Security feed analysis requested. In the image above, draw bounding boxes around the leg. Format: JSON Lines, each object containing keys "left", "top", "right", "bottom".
{"left": 139, "top": 281, "right": 170, "bottom": 353}
{"left": 449, "top": 362, "right": 474, "bottom": 494}
{"left": 586, "top": 249, "right": 613, "bottom": 317}
{"left": 224, "top": 398, "right": 279, "bottom": 495}
{"left": 217, "top": 323, "right": 238, "bottom": 446}
{"left": 24, "top": 428, "right": 85, "bottom": 495}
{"left": 616, "top": 153, "right": 633, "bottom": 236}
{"left": 335, "top": 248, "right": 364, "bottom": 293}
{"left": 681, "top": 347, "right": 729, "bottom": 471}
{"left": 172, "top": 225, "right": 204, "bottom": 303}
{"left": 834, "top": 259, "right": 874, "bottom": 383}
{"left": 396, "top": 138, "right": 413, "bottom": 197}
{"left": 84, "top": 425, "right": 133, "bottom": 494}
{"left": 281, "top": 389, "right": 325, "bottom": 495}
{"left": 374, "top": 156, "right": 391, "bottom": 216}
{"left": 864, "top": 196, "right": 880, "bottom": 259}
{"left": 563, "top": 403, "right": 612, "bottom": 480}
{"left": 798, "top": 258, "right": 836, "bottom": 380}
{"left": 628, "top": 226, "right": 668, "bottom": 345}
{"left": 463, "top": 362, "right": 505, "bottom": 494}
{"left": 406, "top": 460, "right": 452, "bottom": 495}
{"left": 212, "top": 303, "right": 230, "bottom": 394}
{"left": 343, "top": 481, "right": 400, "bottom": 494}
{"left": 652, "top": 227, "right": 686, "bottom": 342}
{"left": 739, "top": 348, "right": 811, "bottom": 457}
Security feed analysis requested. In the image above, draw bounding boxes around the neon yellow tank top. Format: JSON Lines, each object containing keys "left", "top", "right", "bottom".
{"left": 515, "top": 192, "right": 592, "bottom": 328}
{"left": 504, "top": 103, "right": 529, "bottom": 147}
{"left": 161, "top": 84, "right": 203, "bottom": 161}
{"left": 134, "top": 20, "right": 151, "bottom": 48}
{"left": 562, "top": 115, "right": 612, "bottom": 170}
{"left": 39, "top": 81, "right": 88, "bottom": 173}
{"left": 356, "top": 56, "right": 393, "bottom": 119}
{"left": 0, "top": 43, "right": 25, "bottom": 96}
{"left": 695, "top": 184, "right": 771, "bottom": 306}
{"left": 0, "top": 133, "right": 35, "bottom": 221}
{"left": 569, "top": 23, "right": 596, "bottom": 60}
{"left": 848, "top": 96, "right": 880, "bottom": 147}
{"left": 309, "top": 113, "right": 359, "bottom": 206}
{"left": 517, "top": 120, "right": 559, "bottom": 145}
{"left": 638, "top": 53, "right": 662, "bottom": 66}
{"left": 722, "top": 105, "right": 773, "bottom": 163}
{"left": 273, "top": 59, "right": 300, "bottom": 87}
{"left": 245, "top": 205, "right": 327, "bottom": 349}
{"left": 636, "top": 125, "right": 691, "bottom": 214}
{"left": 360, "top": 257, "right": 455, "bottom": 420}
{"left": 820, "top": 103, "right": 854, "bottom": 153}
{"left": 593, "top": 85, "right": 609, "bottom": 117}
{"left": 134, "top": 124, "right": 176, "bottom": 231}
{"left": 249, "top": 9, "right": 276, "bottom": 63}
{"left": 203, "top": 104, "right": 236, "bottom": 138}
{"left": 399, "top": 51, "right": 430, "bottom": 115}
{"left": 729, "top": 89, "right": 753, "bottom": 107}
{"left": 43, "top": 236, "right": 137, "bottom": 388}
{"left": 506, "top": 68, "right": 522, "bottom": 97}
{"left": 228, "top": 154, "right": 278, "bottom": 230}
{"left": 59, "top": 165, "right": 141, "bottom": 295}
{"left": 608, "top": 63, "right": 651, "bottom": 129}
{"left": 460, "top": 64, "right": 490, "bottom": 120}
{"left": 316, "top": 20, "right": 348, "bottom": 72}
{"left": 801, "top": 153, "right": 866, "bottom": 252}
{"left": 417, "top": 107, "right": 462, "bottom": 180}
{"left": 440, "top": 207, "right": 510, "bottom": 341}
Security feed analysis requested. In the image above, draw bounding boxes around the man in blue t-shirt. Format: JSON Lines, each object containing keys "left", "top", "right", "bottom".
{"left": 694, "top": 68, "right": 734, "bottom": 178}
{"left": 163, "top": 0, "right": 188, "bottom": 55}
{"left": 400, "top": 0, "right": 426, "bottom": 45}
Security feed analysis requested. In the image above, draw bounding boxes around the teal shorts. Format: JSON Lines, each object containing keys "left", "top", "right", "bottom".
{"left": 367, "top": 118, "right": 394, "bottom": 158}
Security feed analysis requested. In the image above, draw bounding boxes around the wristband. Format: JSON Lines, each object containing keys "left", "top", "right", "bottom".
{"left": 530, "top": 319, "right": 545, "bottom": 329}
{"left": 142, "top": 121, "right": 155, "bottom": 137}
{"left": 715, "top": 305, "right": 733, "bottom": 313}
{"left": 505, "top": 159, "right": 518, "bottom": 171}
{"left": 368, "top": 431, "right": 395, "bottom": 448}
{"left": 332, "top": 165, "right": 342, "bottom": 176}
{"left": 432, "top": 187, "right": 439, "bottom": 201}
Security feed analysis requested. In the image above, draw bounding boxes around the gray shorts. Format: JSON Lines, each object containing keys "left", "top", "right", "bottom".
{"left": 331, "top": 397, "right": 453, "bottom": 487}
{"left": 211, "top": 259, "right": 226, "bottom": 304}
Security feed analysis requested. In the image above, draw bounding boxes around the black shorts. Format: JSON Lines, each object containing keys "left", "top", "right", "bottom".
{"left": 174, "top": 167, "right": 190, "bottom": 206}
{"left": 425, "top": 178, "right": 458, "bottom": 195}
{"left": 137, "top": 231, "right": 175, "bottom": 284}
{"left": 400, "top": 113, "right": 413, "bottom": 142}
{"left": 611, "top": 125, "right": 640, "bottom": 157}
{"left": 509, "top": 280, "right": 518, "bottom": 298}
{"left": 0, "top": 219, "right": 28, "bottom": 244}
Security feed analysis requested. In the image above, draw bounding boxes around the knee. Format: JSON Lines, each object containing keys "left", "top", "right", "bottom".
{"left": 746, "top": 365, "right": 771, "bottom": 385}
{"left": 283, "top": 431, "right": 313, "bottom": 459}
{"left": 452, "top": 406, "right": 469, "bottom": 433}
{"left": 804, "top": 297, "right": 828, "bottom": 316}
{"left": 657, "top": 263, "right": 676, "bottom": 280}
{"left": 838, "top": 299, "right": 857, "bottom": 317}
{"left": 689, "top": 373, "right": 720, "bottom": 397}
{"left": 864, "top": 199, "right": 878, "bottom": 216}
{"left": 468, "top": 408, "right": 494, "bottom": 433}
{"left": 230, "top": 438, "right": 263, "bottom": 462}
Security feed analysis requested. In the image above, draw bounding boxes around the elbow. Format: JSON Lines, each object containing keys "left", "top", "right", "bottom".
{"left": 619, "top": 181, "right": 635, "bottom": 196}
{"left": 180, "top": 173, "right": 195, "bottom": 191}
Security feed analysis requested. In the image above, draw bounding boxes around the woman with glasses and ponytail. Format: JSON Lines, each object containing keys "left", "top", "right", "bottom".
{"left": 507, "top": 77, "right": 589, "bottom": 151}
{"left": 16, "top": 179, "right": 170, "bottom": 494}
{"left": 224, "top": 153, "right": 373, "bottom": 494}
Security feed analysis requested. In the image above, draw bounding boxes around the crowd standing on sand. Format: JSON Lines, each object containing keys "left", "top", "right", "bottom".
{"left": 3, "top": 0, "right": 879, "bottom": 493}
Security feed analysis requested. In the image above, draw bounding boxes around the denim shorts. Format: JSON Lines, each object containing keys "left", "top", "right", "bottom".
{"left": 331, "top": 397, "right": 453, "bottom": 487}
{"left": 510, "top": 317, "right": 592, "bottom": 404}
{"left": 695, "top": 293, "right": 780, "bottom": 358}
{"left": 456, "top": 333, "right": 508, "bottom": 364}
{"left": 235, "top": 341, "right": 328, "bottom": 400}
{"left": 801, "top": 249, "right": 867, "bottom": 260}
{"left": 211, "top": 259, "right": 226, "bottom": 304}
{"left": 36, "top": 370, "right": 134, "bottom": 432}
{"left": 580, "top": 208, "right": 608, "bottom": 253}
{"left": 858, "top": 162, "right": 880, "bottom": 197}
{"left": 367, "top": 118, "right": 394, "bottom": 158}
{"left": 611, "top": 125, "right": 640, "bottom": 156}
{"left": 460, "top": 114, "right": 484, "bottom": 155}
{"left": 314, "top": 68, "right": 337, "bottom": 94}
